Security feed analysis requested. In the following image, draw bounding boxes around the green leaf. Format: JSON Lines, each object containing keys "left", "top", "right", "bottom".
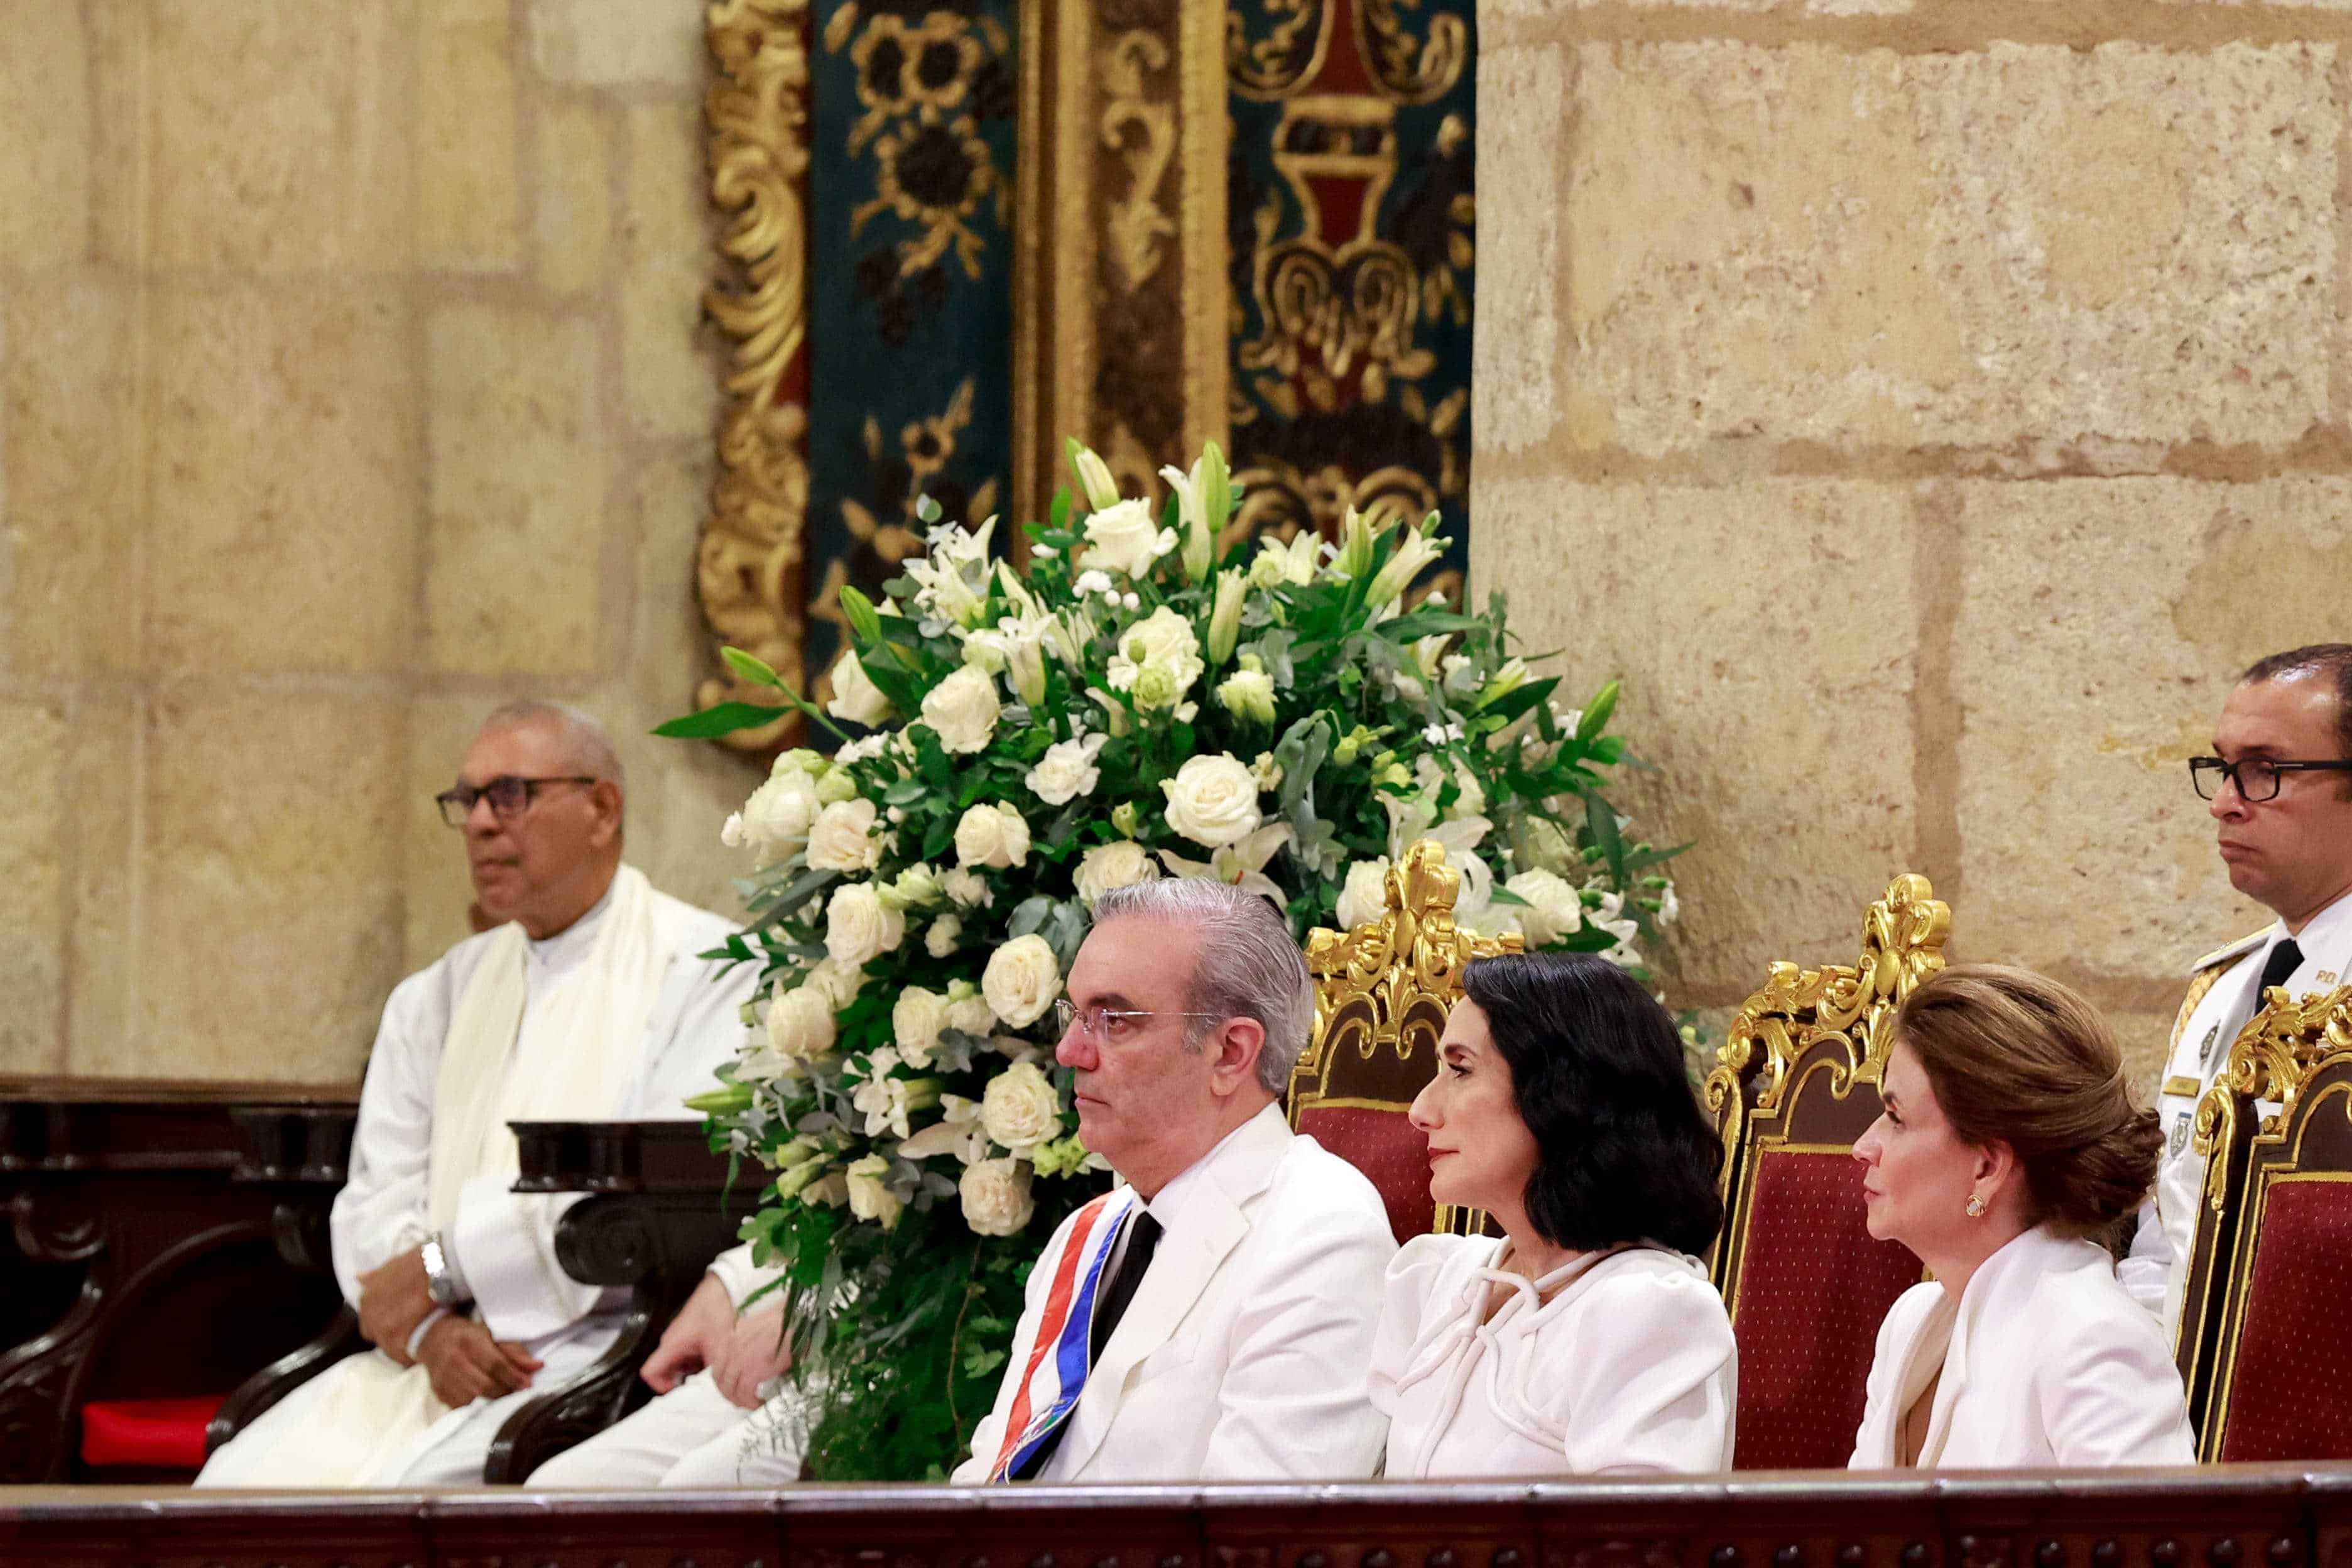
{"left": 652, "top": 700, "right": 792, "bottom": 739}
{"left": 1582, "top": 785, "right": 1627, "bottom": 885}
{"left": 1378, "top": 609, "right": 1482, "bottom": 641}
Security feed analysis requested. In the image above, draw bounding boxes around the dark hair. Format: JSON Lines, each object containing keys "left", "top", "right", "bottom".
{"left": 1895, "top": 964, "right": 2162, "bottom": 1241}
{"left": 2241, "top": 645, "right": 2352, "bottom": 784}
{"left": 1461, "top": 952, "right": 1724, "bottom": 1257}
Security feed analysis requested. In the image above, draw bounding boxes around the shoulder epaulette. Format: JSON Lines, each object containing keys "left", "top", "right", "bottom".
{"left": 2189, "top": 928, "right": 2270, "bottom": 977}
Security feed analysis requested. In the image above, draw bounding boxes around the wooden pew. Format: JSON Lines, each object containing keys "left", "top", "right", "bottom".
{"left": 0, "top": 1466, "right": 2343, "bottom": 1567}
{"left": 0, "top": 1078, "right": 356, "bottom": 1483}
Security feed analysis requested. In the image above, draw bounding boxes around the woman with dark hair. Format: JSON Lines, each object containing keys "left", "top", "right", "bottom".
{"left": 1848, "top": 964, "right": 2192, "bottom": 1468}
{"left": 1370, "top": 952, "right": 1736, "bottom": 1477}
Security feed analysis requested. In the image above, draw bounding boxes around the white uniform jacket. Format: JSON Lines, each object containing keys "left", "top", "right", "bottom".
{"left": 1851, "top": 1226, "right": 2194, "bottom": 1469}
{"left": 2118, "top": 892, "right": 2352, "bottom": 1334}
{"left": 1369, "top": 1234, "right": 1736, "bottom": 1478}
{"left": 952, "top": 1102, "right": 1398, "bottom": 1484}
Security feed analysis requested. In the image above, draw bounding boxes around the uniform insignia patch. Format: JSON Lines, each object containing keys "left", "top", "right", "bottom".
{"left": 2319, "top": 970, "right": 2339, "bottom": 988}
{"left": 2197, "top": 1023, "right": 2223, "bottom": 1070}
{"left": 2171, "top": 1112, "right": 2192, "bottom": 1157}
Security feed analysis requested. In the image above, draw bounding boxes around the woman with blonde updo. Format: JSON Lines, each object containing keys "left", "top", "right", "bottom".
{"left": 1848, "top": 964, "right": 2192, "bottom": 1469}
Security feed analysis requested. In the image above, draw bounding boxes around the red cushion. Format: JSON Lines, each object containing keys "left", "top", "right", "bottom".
{"left": 1297, "top": 1104, "right": 1435, "bottom": 1243}
{"left": 1729, "top": 1148, "right": 1924, "bottom": 1471}
{"left": 2216, "top": 1179, "right": 2352, "bottom": 1462}
{"left": 80, "top": 1394, "right": 228, "bottom": 1471}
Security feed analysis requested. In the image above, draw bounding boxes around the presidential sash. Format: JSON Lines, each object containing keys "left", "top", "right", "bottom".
{"left": 986, "top": 1187, "right": 1145, "bottom": 1482}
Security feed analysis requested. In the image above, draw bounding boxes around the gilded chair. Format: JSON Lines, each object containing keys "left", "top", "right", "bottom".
{"left": 1289, "top": 840, "right": 1522, "bottom": 1243}
{"left": 2175, "top": 984, "right": 2352, "bottom": 1461}
{"left": 1703, "top": 874, "right": 1949, "bottom": 1471}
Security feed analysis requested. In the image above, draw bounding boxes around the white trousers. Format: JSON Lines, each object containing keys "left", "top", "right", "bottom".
{"left": 195, "top": 1316, "right": 617, "bottom": 1488}
{"left": 528, "top": 1371, "right": 805, "bottom": 1487}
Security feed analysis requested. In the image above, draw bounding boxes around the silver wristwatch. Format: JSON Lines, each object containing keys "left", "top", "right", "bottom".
{"left": 421, "top": 1233, "right": 466, "bottom": 1307}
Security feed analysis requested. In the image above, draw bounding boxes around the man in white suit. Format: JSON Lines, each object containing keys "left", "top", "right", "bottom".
{"left": 952, "top": 878, "right": 1397, "bottom": 1484}
{"left": 2118, "top": 645, "right": 2352, "bottom": 1335}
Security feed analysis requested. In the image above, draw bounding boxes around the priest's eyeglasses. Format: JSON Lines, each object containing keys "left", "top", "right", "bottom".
{"left": 1052, "top": 999, "right": 1224, "bottom": 1043}
{"left": 435, "top": 775, "right": 598, "bottom": 827}
{"left": 2188, "top": 756, "right": 2352, "bottom": 803}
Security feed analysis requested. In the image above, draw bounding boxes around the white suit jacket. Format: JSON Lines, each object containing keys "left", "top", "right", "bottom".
{"left": 1851, "top": 1226, "right": 2193, "bottom": 1469}
{"left": 952, "top": 1102, "right": 1397, "bottom": 1483}
{"left": 2118, "top": 892, "right": 2352, "bottom": 1335}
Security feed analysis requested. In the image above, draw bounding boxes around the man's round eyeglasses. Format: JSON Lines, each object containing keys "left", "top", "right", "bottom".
{"left": 1052, "top": 999, "right": 1224, "bottom": 1043}
{"left": 435, "top": 775, "right": 597, "bottom": 827}
{"left": 2188, "top": 756, "right": 2352, "bottom": 804}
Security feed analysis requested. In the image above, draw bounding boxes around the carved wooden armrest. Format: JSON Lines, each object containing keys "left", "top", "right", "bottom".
{"left": 485, "top": 1119, "right": 758, "bottom": 1483}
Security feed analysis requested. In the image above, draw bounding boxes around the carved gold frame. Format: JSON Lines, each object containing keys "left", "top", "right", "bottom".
{"left": 2181, "top": 983, "right": 2352, "bottom": 1459}
{"left": 1290, "top": 839, "right": 1522, "bottom": 1237}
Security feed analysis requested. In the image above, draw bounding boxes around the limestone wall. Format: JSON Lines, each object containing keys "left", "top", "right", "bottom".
{"left": 1472, "top": 0, "right": 2352, "bottom": 1080}
{"left": 0, "top": 0, "right": 758, "bottom": 1084}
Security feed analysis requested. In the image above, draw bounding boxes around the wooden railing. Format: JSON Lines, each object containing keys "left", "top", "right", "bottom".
{"left": 4, "top": 1467, "right": 2352, "bottom": 1567}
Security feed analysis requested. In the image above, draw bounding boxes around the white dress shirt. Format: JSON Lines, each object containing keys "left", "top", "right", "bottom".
{"left": 2119, "top": 891, "right": 2352, "bottom": 1333}
{"left": 1370, "top": 1234, "right": 1736, "bottom": 1478}
{"left": 1851, "top": 1225, "right": 2194, "bottom": 1469}
{"left": 952, "top": 1102, "right": 1397, "bottom": 1484}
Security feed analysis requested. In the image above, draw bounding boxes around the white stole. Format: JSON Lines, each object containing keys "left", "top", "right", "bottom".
{"left": 229, "top": 866, "right": 673, "bottom": 1485}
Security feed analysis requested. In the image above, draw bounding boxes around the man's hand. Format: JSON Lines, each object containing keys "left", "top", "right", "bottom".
{"left": 709, "top": 1301, "right": 793, "bottom": 1410}
{"left": 415, "top": 1315, "right": 542, "bottom": 1409}
{"left": 356, "top": 1247, "right": 437, "bottom": 1366}
{"left": 640, "top": 1272, "right": 738, "bottom": 1393}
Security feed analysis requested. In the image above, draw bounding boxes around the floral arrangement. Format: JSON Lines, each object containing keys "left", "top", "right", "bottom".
{"left": 667, "top": 440, "right": 1684, "bottom": 1479}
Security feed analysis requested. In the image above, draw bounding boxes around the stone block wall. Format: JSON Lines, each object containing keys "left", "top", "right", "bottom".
{"left": 0, "top": 0, "right": 758, "bottom": 1084}
{"left": 1473, "top": 0, "right": 2352, "bottom": 1080}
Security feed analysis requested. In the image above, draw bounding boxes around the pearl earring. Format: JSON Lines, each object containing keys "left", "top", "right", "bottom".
{"left": 1965, "top": 1194, "right": 1986, "bottom": 1218}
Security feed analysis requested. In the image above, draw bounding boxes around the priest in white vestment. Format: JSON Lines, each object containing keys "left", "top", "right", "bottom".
{"left": 2116, "top": 647, "right": 2352, "bottom": 1335}
{"left": 197, "top": 700, "right": 754, "bottom": 1488}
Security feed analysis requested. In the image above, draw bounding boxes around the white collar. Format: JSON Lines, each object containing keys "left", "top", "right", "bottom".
{"left": 525, "top": 873, "right": 619, "bottom": 968}
{"left": 2279, "top": 888, "right": 2352, "bottom": 968}
{"left": 1140, "top": 1101, "right": 1288, "bottom": 1233}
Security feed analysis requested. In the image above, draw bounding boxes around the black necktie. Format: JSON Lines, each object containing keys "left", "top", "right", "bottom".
{"left": 1010, "top": 1210, "right": 1162, "bottom": 1481}
{"left": 2260, "top": 938, "right": 2306, "bottom": 994}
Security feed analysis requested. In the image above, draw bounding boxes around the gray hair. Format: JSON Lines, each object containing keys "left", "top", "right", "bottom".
{"left": 478, "top": 699, "right": 628, "bottom": 797}
{"left": 1089, "top": 879, "right": 1312, "bottom": 1096}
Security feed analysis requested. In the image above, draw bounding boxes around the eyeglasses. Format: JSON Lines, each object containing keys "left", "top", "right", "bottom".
{"left": 2189, "top": 756, "right": 2352, "bottom": 804}
{"left": 435, "top": 775, "right": 598, "bottom": 827}
{"left": 1052, "top": 999, "right": 1226, "bottom": 1044}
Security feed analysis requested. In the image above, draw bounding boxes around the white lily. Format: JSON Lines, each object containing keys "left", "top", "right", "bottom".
{"left": 1157, "top": 822, "right": 1294, "bottom": 910}
{"left": 898, "top": 1093, "right": 989, "bottom": 1165}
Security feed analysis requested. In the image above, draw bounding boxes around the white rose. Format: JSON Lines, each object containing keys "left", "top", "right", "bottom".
{"left": 1025, "top": 733, "right": 1109, "bottom": 807}
{"left": 825, "top": 646, "right": 894, "bottom": 726}
{"left": 735, "top": 770, "right": 822, "bottom": 864}
{"left": 824, "top": 881, "right": 906, "bottom": 967}
{"left": 800, "top": 956, "right": 867, "bottom": 1011}
{"left": 1118, "top": 606, "right": 1200, "bottom": 672}
{"left": 1503, "top": 868, "right": 1586, "bottom": 947}
{"left": 806, "top": 797, "right": 883, "bottom": 873}
{"left": 981, "top": 1060, "right": 1064, "bottom": 1153}
{"left": 892, "top": 986, "right": 953, "bottom": 1069}
{"left": 844, "top": 1153, "right": 903, "bottom": 1231}
{"left": 1336, "top": 858, "right": 1392, "bottom": 930}
{"left": 1214, "top": 667, "right": 1278, "bottom": 725}
{"left": 983, "top": 934, "right": 1063, "bottom": 1029}
{"left": 925, "top": 913, "right": 964, "bottom": 957}
{"left": 954, "top": 802, "right": 1032, "bottom": 869}
{"left": 948, "top": 993, "right": 999, "bottom": 1037}
{"left": 1074, "top": 839, "right": 1160, "bottom": 905}
{"left": 940, "top": 869, "right": 990, "bottom": 908}
{"left": 959, "top": 1157, "right": 1036, "bottom": 1238}
{"left": 920, "top": 663, "right": 1001, "bottom": 755}
{"left": 1077, "top": 497, "right": 1169, "bottom": 577}
{"left": 764, "top": 986, "right": 839, "bottom": 1062}
{"left": 1160, "top": 753, "right": 1263, "bottom": 850}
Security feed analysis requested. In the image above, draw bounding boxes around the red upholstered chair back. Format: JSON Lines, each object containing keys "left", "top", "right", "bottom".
{"left": 2177, "top": 986, "right": 2352, "bottom": 1461}
{"left": 1702, "top": 874, "right": 1948, "bottom": 1471}
{"left": 1290, "top": 840, "right": 1522, "bottom": 1244}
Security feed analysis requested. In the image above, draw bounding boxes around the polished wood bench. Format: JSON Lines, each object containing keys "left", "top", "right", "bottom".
{"left": 0, "top": 1077, "right": 357, "bottom": 1483}
{"left": 1, "top": 1466, "right": 2348, "bottom": 1567}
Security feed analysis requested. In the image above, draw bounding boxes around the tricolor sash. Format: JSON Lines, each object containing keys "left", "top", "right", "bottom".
{"left": 986, "top": 1187, "right": 1145, "bottom": 1483}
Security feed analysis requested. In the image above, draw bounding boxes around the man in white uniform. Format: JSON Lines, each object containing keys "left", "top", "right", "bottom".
{"left": 197, "top": 701, "right": 754, "bottom": 1487}
{"left": 2118, "top": 645, "right": 2352, "bottom": 1337}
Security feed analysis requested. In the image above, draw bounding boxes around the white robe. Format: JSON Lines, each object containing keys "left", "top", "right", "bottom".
{"left": 951, "top": 1104, "right": 1396, "bottom": 1484}
{"left": 197, "top": 876, "right": 753, "bottom": 1487}
{"left": 2118, "top": 891, "right": 2352, "bottom": 1336}
{"left": 1369, "top": 1234, "right": 1736, "bottom": 1478}
{"left": 1851, "top": 1225, "right": 2194, "bottom": 1469}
